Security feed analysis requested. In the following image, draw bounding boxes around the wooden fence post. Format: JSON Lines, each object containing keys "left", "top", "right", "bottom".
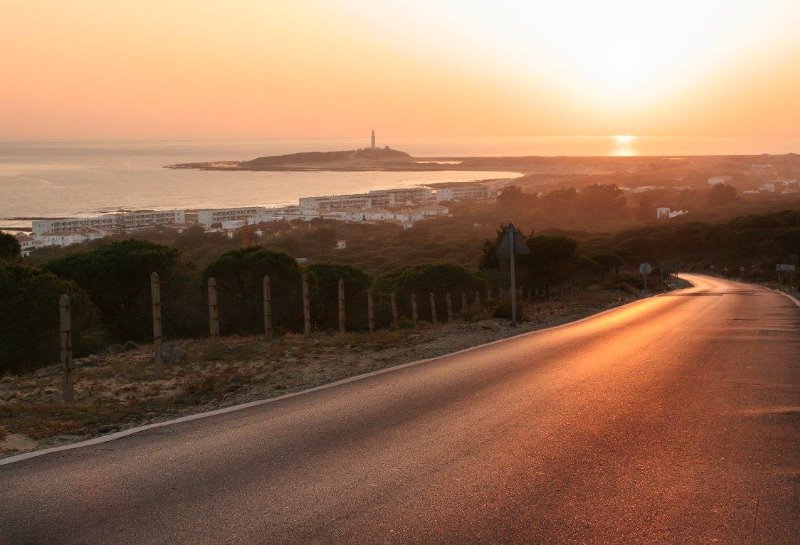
{"left": 429, "top": 292, "right": 438, "bottom": 326}
{"left": 411, "top": 293, "right": 418, "bottom": 324}
{"left": 208, "top": 277, "right": 220, "bottom": 355}
{"left": 461, "top": 291, "right": 468, "bottom": 314}
{"left": 486, "top": 286, "right": 492, "bottom": 301}
{"left": 475, "top": 290, "right": 481, "bottom": 307}
{"left": 263, "top": 275, "right": 272, "bottom": 338}
{"left": 367, "top": 289, "right": 375, "bottom": 333}
{"left": 60, "top": 294, "right": 73, "bottom": 402}
{"left": 151, "top": 272, "right": 163, "bottom": 369}
{"left": 302, "top": 272, "right": 311, "bottom": 336}
{"left": 338, "top": 278, "right": 346, "bottom": 333}
{"left": 446, "top": 292, "right": 453, "bottom": 322}
{"left": 391, "top": 291, "right": 399, "bottom": 329}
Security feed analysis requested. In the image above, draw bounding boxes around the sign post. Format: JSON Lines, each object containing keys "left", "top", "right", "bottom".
{"left": 496, "top": 224, "right": 530, "bottom": 326}
{"left": 639, "top": 262, "right": 653, "bottom": 291}
{"left": 777, "top": 264, "right": 796, "bottom": 285}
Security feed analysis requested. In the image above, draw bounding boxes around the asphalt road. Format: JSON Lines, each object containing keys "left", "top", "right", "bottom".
{"left": 1, "top": 275, "right": 798, "bottom": 545}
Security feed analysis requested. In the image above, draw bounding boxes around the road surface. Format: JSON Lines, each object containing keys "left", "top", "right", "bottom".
{"left": 1, "top": 275, "right": 798, "bottom": 544}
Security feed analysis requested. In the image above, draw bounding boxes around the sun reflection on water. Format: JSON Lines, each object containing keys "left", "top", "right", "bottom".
{"left": 612, "top": 135, "right": 637, "bottom": 156}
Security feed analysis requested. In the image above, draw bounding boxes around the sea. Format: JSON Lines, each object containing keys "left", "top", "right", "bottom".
{"left": 1, "top": 136, "right": 797, "bottom": 230}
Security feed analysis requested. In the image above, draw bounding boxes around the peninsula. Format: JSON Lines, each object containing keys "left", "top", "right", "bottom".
{"left": 168, "top": 146, "right": 421, "bottom": 172}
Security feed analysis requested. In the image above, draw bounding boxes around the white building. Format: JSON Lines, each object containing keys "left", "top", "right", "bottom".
{"left": 197, "top": 207, "right": 268, "bottom": 227}
{"left": 656, "top": 207, "right": 671, "bottom": 219}
{"left": 32, "top": 210, "right": 185, "bottom": 235}
{"left": 707, "top": 176, "right": 732, "bottom": 186}
{"left": 435, "top": 185, "right": 489, "bottom": 202}
{"left": 17, "top": 228, "right": 110, "bottom": 255}
{"left": 299, "top": 194, "right": 372, "bottom": 211}
{"left": 367, "top": 187, "right": 433, "bottom": 207}
{"left": 758, "top": 182, "right": 776, "bottom": 192}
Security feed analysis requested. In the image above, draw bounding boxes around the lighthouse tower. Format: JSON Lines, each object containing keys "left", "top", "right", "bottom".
{"left": 371, "top": 129, "right": 376, "bottom": 149}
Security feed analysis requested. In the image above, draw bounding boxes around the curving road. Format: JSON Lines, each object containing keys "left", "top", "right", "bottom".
{"left": 1, "top": 275, "right": 799, "bottom": 544}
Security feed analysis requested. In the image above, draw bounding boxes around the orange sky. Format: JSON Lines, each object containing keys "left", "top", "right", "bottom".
{"left": 1, "top": 0, "right": 798, "bottom": 139}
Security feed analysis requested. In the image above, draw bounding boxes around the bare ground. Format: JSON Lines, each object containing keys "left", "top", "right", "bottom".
{"left": 1, "top": 286, "right": 659, "bottom": 458}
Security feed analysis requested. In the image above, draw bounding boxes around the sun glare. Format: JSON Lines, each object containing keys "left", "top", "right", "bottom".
{"left": 612, "top": 135, "right": 638, "bottom": 156}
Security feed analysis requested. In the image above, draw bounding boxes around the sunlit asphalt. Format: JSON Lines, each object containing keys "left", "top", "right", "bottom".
{"left": 1, "top": 274, "right": 798, "bottom": 544}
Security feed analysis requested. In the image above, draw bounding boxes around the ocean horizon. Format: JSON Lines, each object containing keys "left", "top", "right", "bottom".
{"left": 2, "top": 136, "right": 797, "bottom": 229}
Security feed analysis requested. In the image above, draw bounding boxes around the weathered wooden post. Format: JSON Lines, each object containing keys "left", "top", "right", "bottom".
{"left": 446, "top": 292, "right": 453, "bottom": 322}
{"left": 429, "top": 292, "right": 438, "bottom": 326}
{"left": 461, "top": 291, "right": 468, "bottom": 314}
{"left": 367, "top": 289, "right": 375, "bottom": 333}
{"left": 338, "top": 278, "right": 346, "bottom": 333}
{"left": 302, "top": 272, "right": 311, "bottom": 336}
{"left": 486, "top": 286, "right": 492, "bottom": 302}
{"left": 474, "top": 290, "right": 481, "bottom": 307}
{"left": 59, "top": 294, "right": 73, "bottom": 402}
{"left": 263, "top": 275, "right": 272, "bottom": 338}
{"left": 151, "top": 272, "right": 163, "bottom": 369}
{"left": 208, "top": 277, "right": 220, "bottom": 355}
{"left": 411, "top": 293, "right": 419, "bottom": 324}
{"left": 390, "top": 291, "right": 399, "bottom": 329}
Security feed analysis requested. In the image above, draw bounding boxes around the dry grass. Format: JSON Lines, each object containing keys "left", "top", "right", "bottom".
{"left": 1, "top": 286, "right": 643, "bottom": 457}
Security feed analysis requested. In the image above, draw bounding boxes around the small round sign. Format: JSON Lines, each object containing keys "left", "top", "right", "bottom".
{"left": 639, "top": 262, "right": 653, "bottom": 275}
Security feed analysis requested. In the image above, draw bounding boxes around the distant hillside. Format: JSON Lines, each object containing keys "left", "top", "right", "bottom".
{"left": 241, "top": 147, "right": 411, "bottom": 167}
{"left": 169, "top": 147, "right": 414, "bottom": 171}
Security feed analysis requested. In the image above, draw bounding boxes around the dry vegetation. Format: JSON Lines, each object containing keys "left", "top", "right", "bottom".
{"left": 0, "top": 286, "right": 649, "bottom": 458}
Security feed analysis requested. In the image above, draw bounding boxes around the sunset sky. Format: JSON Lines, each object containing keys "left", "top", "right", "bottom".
{"left": 1, "top": 0, "right": 799, "bottom": 140}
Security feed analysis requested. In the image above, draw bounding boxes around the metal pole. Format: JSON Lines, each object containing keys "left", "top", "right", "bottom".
{"left": 60, "top": 294, "right": 73, "bottom": 402}
{"left": 302, "top": 272, "right": 311, "bottom": 336}
{"left": 263, "top": 275, "right": 272, "bottom": 338}
{"left": 391, "top": 291, "right": 399, "bottom": 329}
{"left": 208, "top": 277, "right": 219, "bottom": 355}
{"left": 338, "top": 278, "right": 346, "bottom": 333}
{"left": 510, "top": 230, "right": 517, "bottom": 326}
{"left": 367, "top": 289, "right": 375, "bottom": 333}
{"left": 151, "top": 272, "right": 163, "bottom": 369}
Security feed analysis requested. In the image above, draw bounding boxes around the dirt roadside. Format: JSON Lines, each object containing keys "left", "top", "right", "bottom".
{"left": 0, "top": 285, "right": 680, "bottom": 458}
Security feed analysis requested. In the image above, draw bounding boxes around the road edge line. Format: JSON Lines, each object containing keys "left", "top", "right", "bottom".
{"left": 0, "top": 282, "right": 694, "bottom": 467}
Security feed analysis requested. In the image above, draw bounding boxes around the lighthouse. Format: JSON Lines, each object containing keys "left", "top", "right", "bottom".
{"left": 371, "top": 129, "right": 376, "bottom": 149}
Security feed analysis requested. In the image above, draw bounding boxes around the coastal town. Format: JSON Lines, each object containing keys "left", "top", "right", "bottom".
{"left": 12, "top": 183, "right": 490, "bottom": 255}
{"left": 10, "top": 164, "right": 800, "bottom": 256}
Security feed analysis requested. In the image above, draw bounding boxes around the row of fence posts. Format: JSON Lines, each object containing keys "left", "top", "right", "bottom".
{"left": 56, "top": 275, "right": 578, "bottom": 402}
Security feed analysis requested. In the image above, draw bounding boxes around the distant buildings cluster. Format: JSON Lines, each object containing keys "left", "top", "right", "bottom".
{"left": 15, "top": 183, "right": 491, "bottom": 255}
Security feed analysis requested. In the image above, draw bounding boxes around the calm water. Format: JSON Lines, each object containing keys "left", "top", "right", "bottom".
{"left": 1, "top": 136, "right": 797, "bottom": 228}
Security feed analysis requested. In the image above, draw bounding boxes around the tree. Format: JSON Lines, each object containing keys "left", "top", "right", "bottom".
{"left": 0, "top": 233, "right": 21, "bottom": 261}
{"left": 478, "top": 224, "right": 508, "bottom": 270}
{"left": 706, "top": 183, "right": 737, "bottom": 207}
{"left": 203, "top": 247, "right": 304, "bottom": 334}
{"left": 590, "top": 252, "right": 624, "bottom": 279}
{"left": 389, "top": 263, "right": 486, "bottom": 321}
{"left": 45, "top": 240, "right": 182, "bottom": 341}
{"left": 0, "top": 261, "right": 100, "bottom": 374}
{"left": 520, "top": 235, "right": 578, "bottom": 285}
{"left": 307, "top": 263, "right": 371, "bottom": 330}
{"left": 577, "top": 184, "right": 628, "bottom": 222}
